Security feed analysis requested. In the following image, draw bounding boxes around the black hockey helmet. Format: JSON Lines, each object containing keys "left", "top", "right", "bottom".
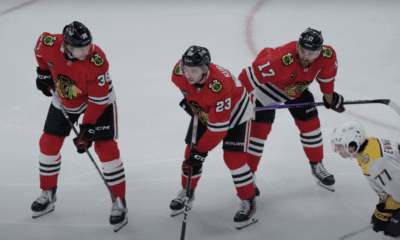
{"left": 298, "top": 28, "right": 323, "bottom": 51}
{"left": 63, "top": 21, "right": 92, "bottom": 48}
{"left": 181, "top": 45, "right": 211, "bottom": 68}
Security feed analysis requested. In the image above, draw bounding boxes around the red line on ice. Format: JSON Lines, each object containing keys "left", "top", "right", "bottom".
{"left": 0, "top": 0, "right": 39, "bottom": 16}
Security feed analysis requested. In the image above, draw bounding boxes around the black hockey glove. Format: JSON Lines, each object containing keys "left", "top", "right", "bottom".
{"left": 182, "top": 149, "right": 208, "bottom": 173}
{"left": 36, "top": 67, "right": 54, "bottom": 97}
{"left": 384, "top": 205, "right": 400, "bottom": 237}
{"left": 323, "top": 92, "right": 345, "bottom": 113}
{"left": 179, "top": 98, "right": 193, "bottom": 116}
{"left": 73, "top": 124, "right": 95, "bottom": 154}
{"left": 371, "top": 203, "right": 394, "bottom": 232}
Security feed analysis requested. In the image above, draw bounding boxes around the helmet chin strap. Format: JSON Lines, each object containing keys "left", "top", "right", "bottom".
{"left": 348, "top": 150, "right": 361, "bottom": 160}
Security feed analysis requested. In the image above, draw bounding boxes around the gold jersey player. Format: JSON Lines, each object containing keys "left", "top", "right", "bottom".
{"left": 238, "top": 28, "right": 345, "bottom": 192}
{"left": 32, "top": 21, "right": 127, "bottom": 231}
{"left": 332, "top": 121, "right": 400, "bottom": 239}
{"left": 170, "top": 45, "right": 257, "bottom": 229}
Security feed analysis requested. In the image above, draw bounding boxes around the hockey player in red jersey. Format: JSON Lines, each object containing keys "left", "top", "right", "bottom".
{"left": 170, "top": 45, "right": 257, "bottom": 229}
{"left": 239, "top": 28, "right": 345, "bottom": 192}
{"left": 32, "top": 21, "right": 127, "bottom": 231}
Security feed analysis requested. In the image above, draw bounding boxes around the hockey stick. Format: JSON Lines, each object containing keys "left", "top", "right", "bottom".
{"left": 337, "top": 224, "right": 372, "bottom": 240}
{"left": 255, "top": 99, "right": 400, "bottom": 116}
{"left": 50, "top": 89, "right": 117, "bottom": 201}
{"left": 180, "top": 115, "right": 198, "bottom": 240}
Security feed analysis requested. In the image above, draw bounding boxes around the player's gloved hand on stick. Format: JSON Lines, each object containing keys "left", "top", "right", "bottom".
{"left": 73, "top": 124, "right": 95, "bottom": 154}
{"left": 36, "top": 67, "right": 54, "bottom": 97}
{"left": 182, "top": 148, "right": 208, "bottom": 173}
{"left": 323, "top": 91, "right": 345, "bottom": 113}
{"left": 371, "top": 203, "right": 394, "bottom": 232}
{"left": 179, "top": 98, "right": 193, "bottom": 116}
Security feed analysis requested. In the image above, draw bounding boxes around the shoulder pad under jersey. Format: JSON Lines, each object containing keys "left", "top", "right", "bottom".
{"left": 357, "top": 137, "right": 383, "bottom": 176}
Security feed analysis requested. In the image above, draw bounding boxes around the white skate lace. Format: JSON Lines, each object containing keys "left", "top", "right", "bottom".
{"left": 174, "top": 189, "right": 187, "bottom": 204}
{"left": 237, "top": 200, "right": 251, "bottom": 215}
{"left": 111, "top": 201, "right": 124, "bottom": 216}
{"left": 314, "top": 163, "right": 330, "bottom": 179}
{"left": 35, "top": 191, "right": 50, "bottom": 204}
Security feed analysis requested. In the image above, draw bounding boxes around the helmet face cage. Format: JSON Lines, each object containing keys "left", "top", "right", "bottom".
{"left": 63, "top": 21, "right": 92, "bottom": 48}
{"left": 298, "top": 27, "right": 323, "bottom": 52}
{"left": 331, "top": 121, "right": 366, "bottom": 154}
{"left": 181, "top": 45, "right": 211, "bottom": 71}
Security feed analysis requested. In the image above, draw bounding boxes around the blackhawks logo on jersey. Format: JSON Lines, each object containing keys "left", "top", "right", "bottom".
{"left": 175, "top": 65, "right": 182, "bottom": 76}
{"left": 283, "top": 81, "right": 310, "bottom": 96}
{"left": 43, "top": 36, "right": 58, "bottom": 47}
{"left": 282, "top": 53, "right": 294, "bottom": 66}
{"left": 189, "top": 101, "right": 209, "bottom": 124}
{"left": 90, "top": 53, "right": 104, "bottom": 67}
{"left": 209, "top": 79, "right": 222, "bottom": 93}
{"left": 322, "top": 47, "right": 333, "bottom": 58}
{"left": 54, "top": 74, "right": 82, "bottom": 100}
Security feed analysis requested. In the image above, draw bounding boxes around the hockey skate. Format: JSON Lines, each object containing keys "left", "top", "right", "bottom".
{"left": 234, "top": 195, "right": 258, "bottom": 230}
{"left": 169, "top": 189, "right": 195, "bottom": 217}
{"left": 310, "top": 161, "right": 335, "bottom": 192}
{"left": 31, "top": 186, "right": 57, "bottom": 219}
{"left": 110, "top": 198, "right": 128, "bottom": 232}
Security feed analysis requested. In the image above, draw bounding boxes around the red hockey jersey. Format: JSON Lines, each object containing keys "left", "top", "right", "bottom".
{"left": 238, "top": 41, "right": 338, "bottom": 106}
{"left": 34, "top": 32, "right": 116, "bottom": 125}
{"left": 172, "top": 61, "right": 252, "bottom": 153}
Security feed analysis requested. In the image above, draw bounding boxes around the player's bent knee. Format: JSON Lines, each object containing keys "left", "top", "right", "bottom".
{"left": 39, "top": 133, "right": 65, "bottom": 155}
{"left": 294, "top": 116, "right": 321, "bottom": 133}
{"left": 94, "top": 140, "right": 120, "bottom": 162}
{"left": 224, "top": 151, "right": 247, "bottom": 170}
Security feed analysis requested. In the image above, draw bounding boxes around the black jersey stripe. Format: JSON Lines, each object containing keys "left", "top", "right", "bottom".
{"left": 64, "top": 102, "right": 87, "bottom": 114}
{"left": 265, "top": 82, "right": 292, "bottom": 101}
{"left": 235, "top": 96, "right": 250, "bottom": 127}
{"left": 230, "top": 91, "right": 246, "bottom": 126}
{"left": 230, "top": 92, "right": 250, "bottom": 127}
{"left": 208, "top": 122, "right": 230, "bottom": 129}
{"left": 248, "top": 67, "right": 260, "bottom": 87}
{"left": 257, "top": 84, "right": 281, "bottom": 103}
{"left": 89, "top": 96, "right": 109, "bottom": 103}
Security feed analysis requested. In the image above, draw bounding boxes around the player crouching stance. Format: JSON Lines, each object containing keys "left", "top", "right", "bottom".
{"left": 239, "top": 28, "right": 345, "bottom": 192}
{"left": 332, "top": 121, "right": 400, "bottom": 239}
{"left": 32, "top": 21, "right": 127, "bottom": 232}
{"left": 170, "top": 45, "right": 257, "bottom": 230}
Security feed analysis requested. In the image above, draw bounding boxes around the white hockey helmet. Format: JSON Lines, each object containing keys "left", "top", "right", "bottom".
{"left": 331, "top": 121, "right": 367, "bottom": 153}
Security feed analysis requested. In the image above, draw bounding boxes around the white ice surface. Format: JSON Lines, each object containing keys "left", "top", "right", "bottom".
{"left": 1, "top": 0, "right": 400, "bottom": 239}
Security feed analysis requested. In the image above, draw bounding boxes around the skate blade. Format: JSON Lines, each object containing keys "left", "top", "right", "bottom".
{"left": 114, "top": 217, "right": 128, "bottom": 232}
{"left": 32, "top": 204, "right": 55, "bottom": 219}
{"left": 235, "top": 217, "right": 258, "bottom": 230}
{"left": 170, "top": 206, "right": 192, "bottom": 217}
{"left": 314, "top": 179, "right": 335, "bottom": 192}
